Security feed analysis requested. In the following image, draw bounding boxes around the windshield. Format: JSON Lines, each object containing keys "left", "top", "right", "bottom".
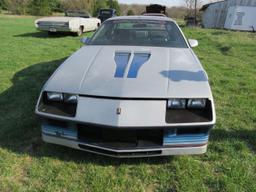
{"left": 65, "top": 11, "right": 90, "bottom": 18}
{"left": 89, "top": 19, "right": 188, "bottom": 48}
{"left": 100, "top": 10, "right": 113, "bottom": 16}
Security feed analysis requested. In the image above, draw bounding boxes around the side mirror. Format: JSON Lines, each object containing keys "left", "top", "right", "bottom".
{"left": 188, "top": 39, "right": 198, "bottom": 48}
{"left": 80, "top": 37, "right": 91, "bottom": 44}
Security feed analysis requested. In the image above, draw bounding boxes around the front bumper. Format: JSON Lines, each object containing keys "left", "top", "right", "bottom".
{"left": 43, "top": 133, "right": 207, "bottom": 158}
{"left": 36, "top": 95, "right": 215, "bottom": 157}
{"left": 41, "top": 120, "right": 212, "bottom": 158}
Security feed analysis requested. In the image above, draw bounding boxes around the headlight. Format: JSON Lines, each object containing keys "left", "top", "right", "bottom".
{"left": 167, "top": 98, "right": 207, "bottom": 109}
{"left": 41, "top": 92, "right": 78, "bottom": 117}
{"left": 167, "top": 99, "right": 186, "bottom": 109}
{"left": 47, "top": 92, "right": 63, "bottom": 101}
{"left": 63, "top": 94, "right": 78, "bottom": 104}
{"left": 187, "top": 99, "right": 206, "bottom": 109}
{"left": 46, "top": 92, "right": 78, "bottom": 104}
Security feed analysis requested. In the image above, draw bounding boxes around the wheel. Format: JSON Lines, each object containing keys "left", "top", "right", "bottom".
{"left": 76, "top": 27, "right": 83, "bottom": 36}
{"left": 96, "top": 23, "right": 100, "bottom": 30}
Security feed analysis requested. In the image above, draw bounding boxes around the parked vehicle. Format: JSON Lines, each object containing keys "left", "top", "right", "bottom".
{"left": 146, "top": 4, "right": 168, "bottom": 16}
{"left": 98, "top": 9, "right": 116, "bottom": 22}
{"left": 184, "top": 16, "right": 198, "bottom": 27}
{"left": 35, "top": 10, "right": 101, "bottom": 36}
{"left": 35, "top": 16, "right": 216, "bottom": 158}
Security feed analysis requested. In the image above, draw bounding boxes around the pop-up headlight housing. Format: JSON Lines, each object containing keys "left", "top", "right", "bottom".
{"left": 38, "top": 91, "right": 78, "bottom": 117}
{"left": 166, "top": 98, "right": 213, "bottom": 123}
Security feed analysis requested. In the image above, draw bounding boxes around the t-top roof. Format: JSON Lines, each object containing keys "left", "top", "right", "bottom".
{"left": 107, "top": 16, "right": 175, "bottom": 22}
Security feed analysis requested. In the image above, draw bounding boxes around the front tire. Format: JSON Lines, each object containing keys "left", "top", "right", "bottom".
{"left": 95, "top": 23, "right": 100, "bottom": 30}
{"left": 76, "top": 27, "right": 83, "bottom": 36}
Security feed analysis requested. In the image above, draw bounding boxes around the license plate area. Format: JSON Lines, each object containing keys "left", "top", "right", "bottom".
{"left": 78, "top": 124, "right": 163, "bottom": 149}
{"left": 49, "top": 28, "right": 57, "bottom": 32}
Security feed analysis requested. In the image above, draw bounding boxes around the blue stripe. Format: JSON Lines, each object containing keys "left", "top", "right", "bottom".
{"left": 164, "top": 133, "right": 209, "bottom": 145}
{"left": 42, "top": 124, "right": 77, "bottom": 138}
{"left": 114, "top": 52, "right": 131, "bottom": 78}
{"left": 127, "top": 53, "right": 151, "bottom": 78}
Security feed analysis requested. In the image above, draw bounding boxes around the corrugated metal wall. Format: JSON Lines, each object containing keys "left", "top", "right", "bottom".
{"left": 201, "top": 0, "right": 256, "bottom": 29}
{"left": 202, "top": 1, "right": 227, "bottom": 28}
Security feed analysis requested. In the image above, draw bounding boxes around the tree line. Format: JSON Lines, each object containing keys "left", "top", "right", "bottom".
{"left": 0, "top": 0, "right": 211, "bottom": 19}
{"left": 0, "top": 0, "right": 120, "bottom": 16}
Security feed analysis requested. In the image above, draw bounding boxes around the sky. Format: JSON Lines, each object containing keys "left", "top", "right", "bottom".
{"left": 118, "top": 0, "right": 211, "bottom": 7}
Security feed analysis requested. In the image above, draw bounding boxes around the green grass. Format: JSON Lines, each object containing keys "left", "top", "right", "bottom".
{"left": 0, "top": 15, "right": 256, "bottom": 192}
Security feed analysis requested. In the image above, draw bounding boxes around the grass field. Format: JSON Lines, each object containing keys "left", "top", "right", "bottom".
{"left": 0, "top": 15, "right": 256, "bottom": 192}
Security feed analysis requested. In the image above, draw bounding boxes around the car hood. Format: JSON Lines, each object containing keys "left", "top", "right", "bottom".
{"left": 44, "top": 46, "right": 212, "bottom": 98}
{"left": 36, "top": 16, "right": 78, "bottom": 23}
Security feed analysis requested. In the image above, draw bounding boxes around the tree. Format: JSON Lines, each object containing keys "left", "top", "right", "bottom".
{"left": 5, "top": 0, "right": 29, "bottom": 15}
{"left": 127, "top": 9, "right": 134, "bottom": 15}
{"left": 0, "top": 0, "right": 7, "bottom": 10}
{"left": 93, "top": 0, "right": 107, "bottom": 16}
{"left": 183, "top": 0, "right": 202, "bottom": 24}
{"left": 184, "top": 0, "right": 202, "bottom": 15}
{"left": 107, "top": 0, "right": 120, "bottom": 15}
{"left": 28, "top": 0, "right": 58, "bottom": 16}
{"left": 61, "top": 0, "right": 95, "bottom": 14}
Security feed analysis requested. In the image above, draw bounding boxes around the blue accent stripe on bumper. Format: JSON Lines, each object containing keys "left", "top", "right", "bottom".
{"left": 164, "top": 133, "right": 209, "bottom": 145}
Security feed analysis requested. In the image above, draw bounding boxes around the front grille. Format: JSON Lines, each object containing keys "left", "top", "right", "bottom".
{"left": 78, "top": 124, "right": 163, "bottom": 150}
{"left": 41, "top": 119, "right": 212, "bottom": 156}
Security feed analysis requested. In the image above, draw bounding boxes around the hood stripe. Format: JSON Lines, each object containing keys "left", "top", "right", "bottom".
{"left": 127, "top": 53, "right": 151, "bottom": 78}
{"left": 114, "top": 52, "right": 131, "bottom": 78}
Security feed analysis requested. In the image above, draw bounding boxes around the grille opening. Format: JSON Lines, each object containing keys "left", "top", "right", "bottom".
{"left": 176, "top": 127, "right": 210, "bottom": 135}
{"left": 46, "top": 119, "right": 68, "bottom": 128}
{"left": 78, "top": 144, "right": 162, "bottom": 157}
{"left": 78, "top": 124, "right": 163, "bottom": 149}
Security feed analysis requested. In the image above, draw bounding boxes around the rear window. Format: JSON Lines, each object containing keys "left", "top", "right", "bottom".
{"left": 89, "top": 19, "right": 188, "bottom": 48}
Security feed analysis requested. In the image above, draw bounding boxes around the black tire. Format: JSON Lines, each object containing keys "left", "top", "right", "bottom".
{"left": 48, "top": 31, "right": 54, "bottom": 36}
{"left": 76, "top": 27, "right": 83, "bottom": 36}
{"left": 93, "top": 23, "right": 100, "bottom": 31}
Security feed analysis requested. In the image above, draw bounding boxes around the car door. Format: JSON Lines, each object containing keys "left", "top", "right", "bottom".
{"left": 79, "top": 18, "right": 88, "bottom": 32}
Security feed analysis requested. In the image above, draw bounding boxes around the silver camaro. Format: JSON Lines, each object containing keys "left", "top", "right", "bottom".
{"left": 35, "top": 16, "right": 216, "bottom": 158}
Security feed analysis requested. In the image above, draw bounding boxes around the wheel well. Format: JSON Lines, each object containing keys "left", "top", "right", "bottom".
{"left": 97, "top": 23, "right": 100, "bottom": 27}
{"left": 80, "top": 26, "right": 84, "bottom": 31}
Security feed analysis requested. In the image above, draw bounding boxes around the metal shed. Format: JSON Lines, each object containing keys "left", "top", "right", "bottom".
{"left": 201, "top": 0, "right": 256, "bottom": 31}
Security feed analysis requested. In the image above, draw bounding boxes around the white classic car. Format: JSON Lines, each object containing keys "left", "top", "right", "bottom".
{"left": 35, "top": 10, "right": 101, "bottom": 36}
{"left": 35, "top": 16, "right": 216, "bottom": 158}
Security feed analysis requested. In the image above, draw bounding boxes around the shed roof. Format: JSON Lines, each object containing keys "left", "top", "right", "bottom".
{"left": 200, "top": 1, "right": 225, "bottom": 11}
